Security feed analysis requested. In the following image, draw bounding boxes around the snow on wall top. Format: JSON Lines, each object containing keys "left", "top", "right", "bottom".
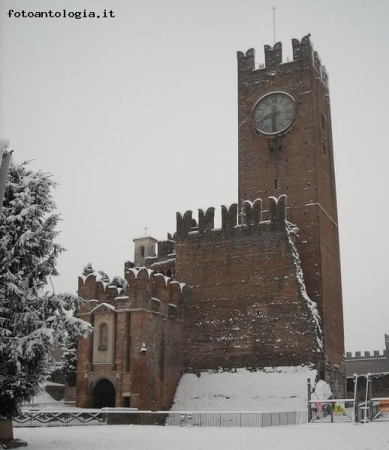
{"left": 171, "top": 366, "right": 317, "bottom": 413}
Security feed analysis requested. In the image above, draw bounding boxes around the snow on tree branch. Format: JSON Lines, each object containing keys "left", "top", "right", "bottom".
{"left": 0, "top": 160, "right": 91, "bottom": 420}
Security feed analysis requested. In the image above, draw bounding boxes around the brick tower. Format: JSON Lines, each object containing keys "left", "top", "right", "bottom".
{"left": 237, "top": 35, "right": 344, "bottom": 389}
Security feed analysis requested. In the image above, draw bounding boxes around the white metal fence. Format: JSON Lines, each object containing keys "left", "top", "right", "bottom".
{"left": 14, "top": 410, "right": 308, "bottom": 428}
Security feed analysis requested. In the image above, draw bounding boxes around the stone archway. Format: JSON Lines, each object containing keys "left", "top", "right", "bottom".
{"left": 92, "top": 378, "right": 116, "bottom": 408}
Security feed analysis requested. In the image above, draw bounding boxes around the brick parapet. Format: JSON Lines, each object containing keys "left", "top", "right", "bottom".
{"left": 78, "top": 269, "right": 184, "bottom": 318}
{"left": 176, "top": 196, "right": 287, "bottom": 242}
{"left": 237, "top": 35, "right": 328, "bottom": 89}
{"left": 346, "top": 350, "right": 388, "bottom": 360}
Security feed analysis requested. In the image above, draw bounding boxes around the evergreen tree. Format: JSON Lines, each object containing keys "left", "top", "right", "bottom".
{"left": 97, "top": 270, "right": 110, "bottom": 283}
{"left": 111, "top": 276, "right": 128, "bottom": 291}
{"left": 82, "top": 262, "right": 94, "bottom": 277}
{"left": 61, "top": 334, "right": 79, "bottom": 387}
{"left": 60, "top": 297, "right": 84, "bottom": 388}
{"left": 0, "top": 160, "right": 91, "bottom": 421}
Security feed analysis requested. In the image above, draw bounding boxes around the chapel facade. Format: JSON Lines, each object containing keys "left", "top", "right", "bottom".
{"left": 76, "top": 35, "right": 345, "bottom": 410}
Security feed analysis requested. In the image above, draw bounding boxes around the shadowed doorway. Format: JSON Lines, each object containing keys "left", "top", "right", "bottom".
{"left": 93, "top": 379, "right": 116, "bottom": 408}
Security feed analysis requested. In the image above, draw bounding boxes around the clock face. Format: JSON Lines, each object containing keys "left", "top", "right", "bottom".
{"left": 252, "top": 91, "right": 297, "bottom": 136}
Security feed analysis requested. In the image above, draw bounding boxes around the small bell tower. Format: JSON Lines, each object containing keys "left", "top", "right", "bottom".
{"left": 133, "top": 235, "right": 158, "bottom": 267}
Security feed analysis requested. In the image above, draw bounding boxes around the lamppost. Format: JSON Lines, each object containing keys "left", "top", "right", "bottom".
{"left": 364, "top": 373, "right": 371, "bottom": 424}
{"left": 0, "top": 139, "right": 12, "bottom": 216}
{"left": 139, "top": 343, "right": 148, "bottom": 410}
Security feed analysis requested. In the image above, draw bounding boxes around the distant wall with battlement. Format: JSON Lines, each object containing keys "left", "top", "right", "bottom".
{"left": 345, "top": 337, "right": 389, "bottom": 377}
{"left": 346, "top": 350, "right": 388, "bottom": 359}
{"left": 175, "top": 196, "right": 322, "bottom": 371}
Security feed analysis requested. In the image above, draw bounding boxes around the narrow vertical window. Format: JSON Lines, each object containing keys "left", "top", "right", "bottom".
{"left": 99, "top": 323, "right": 108, "bottom": 351}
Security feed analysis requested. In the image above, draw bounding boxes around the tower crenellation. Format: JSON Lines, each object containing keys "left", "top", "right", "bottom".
{"left": 237, "top": 35, "right": 328, "bottom": 87}
{"left": 221, "top": 203, "right": 238, "bottom": 232}
{"left": 242, "top": 198, "right": 263, "bottom": 225}
{"left": 291, "top": 35, "right": 313, "bottom": 62}
{"left": 236, "top": 48, "right": 255, "bottom": 72}
{"left": 313, "top": 50, "right": 322, "bottom": 75}
{"left": 270, "top": 194, "right": 287, "bottom": 231}
{"left": 176, "top": 196, "right": 288, "bottom": 242}
{"left": 198, "top": 206, "right": 215, "bottom": 231}
{"left": 78, "top": 268, "right": 184, "bottom": 317}
{"left": 264, "top": 41, "right": 282, "bottom": 67}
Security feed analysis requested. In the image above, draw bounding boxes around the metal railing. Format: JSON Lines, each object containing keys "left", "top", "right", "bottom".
{"left": 14, "top": 409, "right": 308, "bottom": 428}
{"left": 308, "top": 398, "right": 389, "bottom": 423}
{"left": 166, "top": 411, "right": 307, "bottom": 427}
{"left": 308, "top": 399, "right": 355, "bottom": 423}
{"left": 13, "top": 410, "right": 105, "bottom": 427}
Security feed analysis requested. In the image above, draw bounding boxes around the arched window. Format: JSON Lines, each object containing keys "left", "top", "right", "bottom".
{"left": 140, "top": 246, "right": 145, "bottom": 257}
{"left": 99, "top": 323, "right": 109, "bottom": 351}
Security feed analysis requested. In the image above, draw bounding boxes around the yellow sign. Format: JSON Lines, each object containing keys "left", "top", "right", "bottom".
{"left": 334, "top": 403, "right": 345, "bottom": 415}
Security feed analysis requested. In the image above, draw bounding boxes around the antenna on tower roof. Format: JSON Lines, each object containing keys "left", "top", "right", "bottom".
{"left": 271, "top": 6, "right": 276, "bottom": 45}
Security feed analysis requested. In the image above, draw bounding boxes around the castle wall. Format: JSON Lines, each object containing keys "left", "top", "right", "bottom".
{"left": 345, "top": 345, "right": 389, "bottom": 377}
{"left": 175, "top": 197, "right": 320, "bottom": 370}
{"left": 345, "top": 358, "right": 389, "bottom": 377}
{"left": 76, "top": 271, "right": 184, "bottom": 410}
{"left": 75, "top": 36, "right": 346, "bottom": 406}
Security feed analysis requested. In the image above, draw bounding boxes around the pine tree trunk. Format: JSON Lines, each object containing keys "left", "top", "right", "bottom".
{"left": 0, "top": 419, "right": 27, "bottom": 447}
{"left": 0, "top": 419, "right": 13, "bottom": 441}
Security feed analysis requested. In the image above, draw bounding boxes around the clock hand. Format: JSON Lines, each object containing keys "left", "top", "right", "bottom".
{"left": 259, "top": 111, "right": 273, "bottom": 121}
{"left": 271, "top": 114, "right": 277, "bottom": 131}
{"left": 270, "top": 106, "right": 279, "bottom": 130}
{"left": 257, "top": 106, "right": 281, "bottom": 129}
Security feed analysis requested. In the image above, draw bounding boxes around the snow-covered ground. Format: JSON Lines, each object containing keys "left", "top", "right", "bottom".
{"left": 14, "top": 366, "right": 389, "bottom": 449}
{"left": 14, "top": 423, "right": 389, "bottom": 450}
{"left": 172, "top": 366, "right": 318, "bottom": 412}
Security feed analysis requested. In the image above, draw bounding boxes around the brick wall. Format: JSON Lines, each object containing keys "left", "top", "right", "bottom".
{"left": 237, "top": 36, "right": 344, "bottom": 368}
{"left": 76, "top": 269, "right": 184, "bottom": 410}
{"left": 175, "top": 197, "right": 320, "bottom": 370}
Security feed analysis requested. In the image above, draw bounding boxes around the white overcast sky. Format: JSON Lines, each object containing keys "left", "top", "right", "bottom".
{"left": 1, "top": 0, "right": 388, "bottom": 353}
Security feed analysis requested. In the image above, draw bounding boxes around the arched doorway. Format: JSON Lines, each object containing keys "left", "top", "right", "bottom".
{"left": 92, "top": 379, "right": 116, "bottom": 408}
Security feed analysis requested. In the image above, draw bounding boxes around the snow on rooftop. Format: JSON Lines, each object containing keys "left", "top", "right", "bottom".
{"left": 171, "top": 366, "right": 317, "bottom": 413}
{"left": 133, "top": 235, "right": 158, "bottom": 242}
{"left": 90, "top": 302, "right": 116, "bottom": 314}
